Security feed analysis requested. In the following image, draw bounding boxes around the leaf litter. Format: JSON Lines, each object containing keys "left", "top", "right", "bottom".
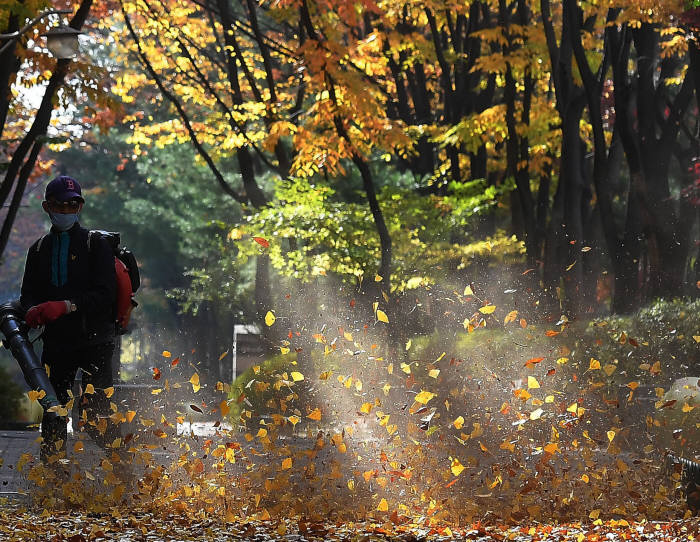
{"left": 2, "top": 284, "right": 698, "bottom": 540}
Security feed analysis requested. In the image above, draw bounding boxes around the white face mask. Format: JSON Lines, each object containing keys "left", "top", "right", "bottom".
{"left": 49, "top": 212, "right": 79, "bottom": 231}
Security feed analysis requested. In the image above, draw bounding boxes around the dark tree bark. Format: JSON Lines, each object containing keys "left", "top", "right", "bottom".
{"left": 0, "top": 0, "right": 94, "bottom": 261}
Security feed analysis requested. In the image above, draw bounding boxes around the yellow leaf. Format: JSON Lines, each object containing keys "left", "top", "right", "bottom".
{"left": 527, "top": 376, "right": 540, "bottom": 389}
{"left": 451, "top": 458, "right": 465, "bottom": 476}
{"left": 400, "top": 362, "right": 411, "bottom": 374}
{"left": 288, "top": 415, "right": 300, "bottom": 426}
{"left": 84, "top": 383, "right": 95, "bottom": 395}
{"left": 27, "top": 390, "right": 45, "bottom": 402}
{"left": 162, "top": 350, "right": 171, "bottom": 358}
{"left": 257, "top": 428, "right": 268, "bottom": 438}
{"left": 588, "top": 358, "right": 601, "bottom": 370}
{"left": 125, "top": 411, "right": 136, "bottom": 423}
{"left": 405, "top": 339, "right": 412, "bottom": 351}
{"left": 415, "top": 390, "right": 436, "bottom": 404}
{"left": 453, "top": 416, "right": 465, "bottom": 429}
{"left": 556, "top": 357, "right": 569, "bottom": 365}
{"left": 290, "top": 371, "right": 304, "bottom": 382}
{"left": 428, "top": 369, "right": 440, "bottom": 379}
{"left": 545, "top": 395, "right": 554, "bottom": 403}
{"left": 693, "top": 335, "right": 700, "bottom": 343}
{"left": 189, "top": 373, "right": 201, "bottom": 393}
{"left": 280, "top": 347, "right": 290, "bottom": 355}
{"left": 228, "top": 227, "right": 243, "bottom": 240}
{"left": 376, "top": 309, "right": 389, "bottom": 323}
{"left": 581, "top": 474, "right": 589, "bottom": 483}
{"left": 281, "top": 457, "right": 292, "bottom": 470}
{"left": 377, "top": 498, "right": 389, "bottom": 511}
{"left": 103, "top": 387, "right": 114, "bottom": 398}
{"left": 504, "top": 310, "right": 518, "bottom": 324}
{"left": 607, "top": 430, "right": 616, "bottom": 442}
{"left": 567, "top": 403, "right": 578, "bottom": 414}
{"left": 544, "top": 443, "right": 559, "bottom": 454}
{"left": 603, "top": 364, "right": 616, "bottom": 376}
{"left": 479, "top": 304, "right": 496, "bottom": 314}
{"left": 265, "top": 311, "right": 276, "bottom": 326}
{"left": 348, "top": 479, "right": 355, "bottom": 491}
{"left": 464, "top": 285, "right": 474, "bottom": 296}
{"left": 307, "top": 408, "right": 322, "bottom": 421}
{"left": 682, "top": 403, "right": 695, "bottom": 413}
{"left": 530, "top": 408, "right": 544, "bottom": 420}
{"left": 360, "top": 402, "right": 373, "bottom": 414}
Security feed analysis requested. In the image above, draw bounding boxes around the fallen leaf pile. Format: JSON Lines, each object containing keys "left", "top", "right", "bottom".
{"left": 5, "top": 283, "right": 698, "bottom": 538}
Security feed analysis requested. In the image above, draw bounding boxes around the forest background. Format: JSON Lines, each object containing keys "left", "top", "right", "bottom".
{"left": 0, "top": 0, "right": 700, "bottom": 529}
{"left": 1, "top": 0, "right": 699, "bottom": 420}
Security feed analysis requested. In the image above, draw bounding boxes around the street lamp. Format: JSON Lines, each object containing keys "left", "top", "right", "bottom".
{"left": 0, "top": 8, "right": 77, "bottom": 58}
{"left": 44, "top": 25, "right": 82, "bottom": 59}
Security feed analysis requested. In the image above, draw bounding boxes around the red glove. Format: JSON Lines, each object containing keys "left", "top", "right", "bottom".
{"left": 24, "top": 301, "right": 69, "bottom": 328}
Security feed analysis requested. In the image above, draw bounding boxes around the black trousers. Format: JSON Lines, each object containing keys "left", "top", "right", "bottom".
{"left": 40, "top": 342, "right": 119, "bottom": 460}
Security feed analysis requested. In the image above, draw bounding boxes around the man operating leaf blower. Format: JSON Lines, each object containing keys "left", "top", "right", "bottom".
{"left": 17, "top": 175, "right": 123, "bottom": 467}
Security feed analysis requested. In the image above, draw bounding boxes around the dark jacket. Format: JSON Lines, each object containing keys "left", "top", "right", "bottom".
{"left": 20, "top": 223, "right": 116, "bottom": 348}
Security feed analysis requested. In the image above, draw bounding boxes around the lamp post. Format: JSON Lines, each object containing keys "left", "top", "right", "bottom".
{"left": 0, "top": 8, "right": 80, "bottom": 59}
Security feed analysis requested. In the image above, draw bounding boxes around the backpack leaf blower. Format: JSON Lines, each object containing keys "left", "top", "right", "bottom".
{"left": 0, "top": 301, "right": 61, "bottom": 418}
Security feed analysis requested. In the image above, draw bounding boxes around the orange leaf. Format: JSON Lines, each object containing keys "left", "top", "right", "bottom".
{"left": 253, "top": 237, "right": 270, "bottom": 248}
{"left": 524, "top": 357, "right": 544, "bottom": 368}
{"left": 152, "top": 367, "right": 161, "bottom": 380}
{"left": 307, "top": 408, "right": 322, "bottom": 421}
{"left": 545, "top": 330, "right": 560, "bottom": 337}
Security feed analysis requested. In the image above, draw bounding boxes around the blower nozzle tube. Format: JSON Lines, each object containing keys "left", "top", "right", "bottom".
{"left": 0, "top": 301, "right": 61, "bottom": 416}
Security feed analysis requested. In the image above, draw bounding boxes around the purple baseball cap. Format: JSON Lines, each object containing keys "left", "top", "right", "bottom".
{"left": 45, "top": 175, "right": 84, "bottom": 202}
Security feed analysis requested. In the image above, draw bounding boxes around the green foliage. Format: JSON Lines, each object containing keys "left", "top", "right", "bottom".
{"left": 581, "top": 298, "right": 700, "bottom": 386}
{"left": 237, "top": 167, "right": 519, "bottom": 288}
{"left": 227, "top": 353, "right": 317, "bottom": 423}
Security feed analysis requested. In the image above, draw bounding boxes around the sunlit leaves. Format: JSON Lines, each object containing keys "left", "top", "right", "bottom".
{"left": 265, "top": 311, "right": 276, "bottom": 326}
{"left": 27, "top": 390, "right": 46, "bottom": 402}
{"left": 414, "top": 390, "right": 437, "bottom": 404}
{"left": 450, "top": 457, "right": 465, "bottom": 477}
{"left": 479, "top": 304, "right": 496, "bottom": 314}
{"left": 588, "top": 358, "right": 601, "bottom": 371}
{"left": 307, "top": 408, "right": 322, "bottom": 421}
{"left": 189, "top": 373, "right": 201, "bottom": 393}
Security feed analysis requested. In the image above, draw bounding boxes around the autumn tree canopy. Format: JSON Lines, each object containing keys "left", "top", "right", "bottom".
{"left": 3, "top": 0, "right": 700, "bottom": 323}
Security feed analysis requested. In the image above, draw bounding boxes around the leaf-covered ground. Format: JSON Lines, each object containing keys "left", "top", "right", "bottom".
{"left": 0, "top": 507, "right": 697, "bottom": 541}
{"left": 4, "top": 294, "right": 698, "bottom": 540}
